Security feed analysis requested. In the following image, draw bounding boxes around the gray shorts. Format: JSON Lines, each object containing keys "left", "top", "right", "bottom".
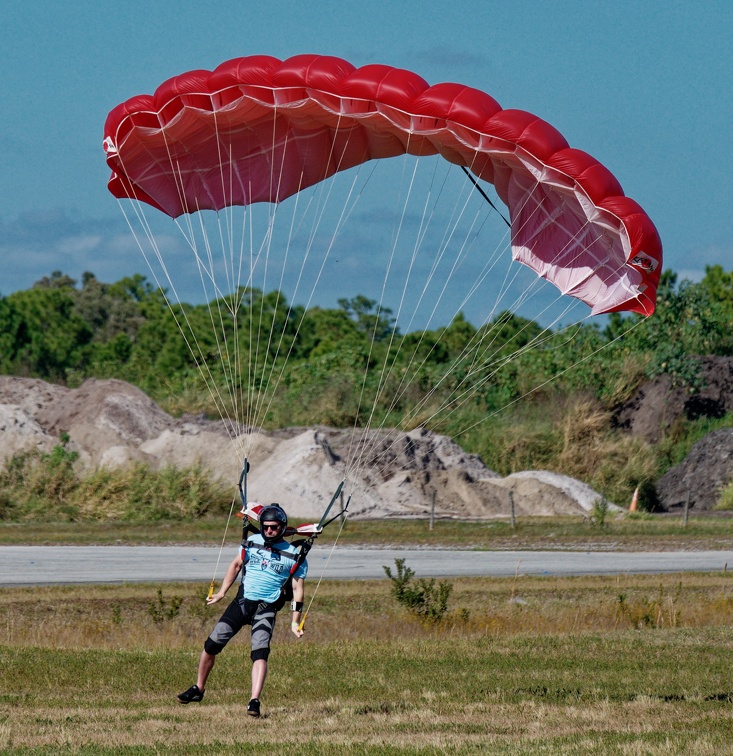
{"left": 204, "top": 597, "right": 278, "bottom": 661}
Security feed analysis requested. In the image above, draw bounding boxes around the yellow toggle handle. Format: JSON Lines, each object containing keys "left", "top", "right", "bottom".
{"left": 207, "top": 580, "right": 215, "bottom": 600}
{"left": 298, "top": 613, "right": 307, "bottom": 632}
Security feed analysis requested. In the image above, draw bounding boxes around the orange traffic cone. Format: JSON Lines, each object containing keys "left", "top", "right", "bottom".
{"left": 629, "top": 487, "right": 639, "bottom": 512}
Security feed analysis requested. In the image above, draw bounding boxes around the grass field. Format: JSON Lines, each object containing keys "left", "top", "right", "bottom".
{"left": 3, "top": 571, "right": 733, "bottom": 753}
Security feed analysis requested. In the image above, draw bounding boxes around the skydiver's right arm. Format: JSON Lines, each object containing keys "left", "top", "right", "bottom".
{"left": 206, "top": 554, "right": 244, "bottom": 605}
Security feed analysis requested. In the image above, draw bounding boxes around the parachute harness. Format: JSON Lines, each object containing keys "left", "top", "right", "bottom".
{"left": 209, "top": 458, "right": 349, "bottom": 631}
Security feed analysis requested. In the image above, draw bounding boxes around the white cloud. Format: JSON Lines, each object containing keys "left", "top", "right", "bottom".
{"left": 57, "top": 234, "right": 104, "bottom": 256}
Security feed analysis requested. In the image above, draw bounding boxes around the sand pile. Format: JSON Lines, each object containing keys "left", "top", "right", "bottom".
{"left": 0, "top": 376, "right": 613, "bottom": 519}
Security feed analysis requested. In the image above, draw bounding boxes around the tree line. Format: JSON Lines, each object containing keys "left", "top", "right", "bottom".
{"left": 2, "top": 266, "right": 733, "bottom": 508}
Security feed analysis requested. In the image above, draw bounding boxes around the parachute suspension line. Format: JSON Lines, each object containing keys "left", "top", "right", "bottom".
{"left": 155, "top": 145, "right": 247, "bottom": 441}
{"left": 114, "top": 196, "right": 235, "bottom": 441}
{"left": 246, "top": 190, "right": 256, "bottom": 434}
{"left": 356, "top": 163, "right": 510, "bottom": 440}
{"left": 188, "top": 203, "right": 240, "bottom": 426}
{"left": 340, "top": 182, "right": 488, "bottom": 476}
{"left": 391, "top": 222, "right": 591, "bottom": 434}
{"left": 344, "top": 146, "right": 427, "bottom": 470}
{"left": 245, "top": 170, "right": 324, "bottom": 432}
{"left": 350, "top": 319, "right": 579, "bottom": 499}
{"left": 343, "top": 160, "right": 474, "bottom": 475}
{"left": 247, "top": 174, "right": 307, "bottom": 432}
{"left": 209, "top": 490, "right": 239, "bottom": 601}
{"left": 243, "top": 188, "right": 289, "bottom": 436}
{"left": 119, "top": 132, "right": 254, "bottom": 465}
{"left": 173, "top": 195, "right": 248, "bottom": 454}
{"left": 246, "top": 119, "right": 349, "bottom": 438}
{"left": 251, "top": 166, "right": 353, "bottom": 431}
{"left": 208, "top": 115, "right": 248, "bottom": 444}
{"left": 349, "top": 306, "right": 586, "bottom": 503}
{"left": 253, "top": 159, "right": 379, "bottom": 433}
{"left": 340, "top": 167, "right": 450, "bottom": 473}
{"left": 236, "top": 122, "right": 378, "bottom": 439}
{"left": 299, "top": 493, "right": 352, "bottom": 633}
{"left": 341, "top": 172, "right": 590, "bottom": 489}
{"left": 422, "top": 189, "right": 607, "bottom": 420}
{"left": 344, "top": 157, "right": 514, "bottom": 479}
{"left": 351, "top": 159, "right": 502, "bottom": 453}
{"left": 386, "top": 208, "right": 604, "bottom": 441}
{"left": 209, "top": 456, "right": 250, "bottom": 600}
{"left": 427, "top": 304, "right": 579, "bottom": 426}
{"left": 244, "top": 111, "right": 353, "bottom": 437}
{"left": 254, "top": 163, "right": 380, "bottom": 436}
{"left": 116, "top": 202, "right": 243, "bottom": 553}
{"left": 228, "top": 106, "right": 284, "bottom": 443}
{"left": 350, "top": 155, "right": 435, "bottom": 450}
{"left": 453, "top": 315, "right": 647, "bottom": 442}
{"left": 460, "top": 166, "right": 511, "bottom": 227}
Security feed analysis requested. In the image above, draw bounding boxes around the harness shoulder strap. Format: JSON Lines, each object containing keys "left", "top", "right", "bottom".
{"left": 244, "top": 538, "right": 300, "bottom": 562}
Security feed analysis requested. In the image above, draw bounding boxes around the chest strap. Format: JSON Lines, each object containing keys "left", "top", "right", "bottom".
{"left": 243, "top": 539, "right": 298, "bottom": 561}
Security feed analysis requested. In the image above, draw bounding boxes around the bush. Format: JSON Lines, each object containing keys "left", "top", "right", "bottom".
{"left": 589, "top": 498, "right": 609, "bottom": 528}
{"left": 383, "top": 558, "right": 452, "bottom": 623}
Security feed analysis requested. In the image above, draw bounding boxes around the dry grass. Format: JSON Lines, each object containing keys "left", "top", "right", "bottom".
{"left": 3, "top": 574, "right": 733, "bottom": 752}
{"left": 5, "top": 514, "right": 733, "bottom": 552}
{"left": 3, "top": 573, "right": 733, "bottom": 651}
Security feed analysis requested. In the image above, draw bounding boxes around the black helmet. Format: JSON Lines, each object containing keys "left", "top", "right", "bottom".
{"left": 259, "top": 504, "right": 288, "bottom": 543}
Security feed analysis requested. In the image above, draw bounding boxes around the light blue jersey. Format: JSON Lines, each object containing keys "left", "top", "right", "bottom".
{"left": 239, "top": 533, "right": 308, "bottom": 604}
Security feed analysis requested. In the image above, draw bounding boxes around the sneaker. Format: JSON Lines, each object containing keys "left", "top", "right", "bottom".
{"left": 177, "top": 684, "right": 204, "bottom": 704}
{"left": 247, "top": 698, "right": 261, "bottom": 717}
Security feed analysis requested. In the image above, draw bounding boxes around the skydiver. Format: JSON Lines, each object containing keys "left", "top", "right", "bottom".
{"left": 176, "top": 504, "right": 307, "bottom": 718}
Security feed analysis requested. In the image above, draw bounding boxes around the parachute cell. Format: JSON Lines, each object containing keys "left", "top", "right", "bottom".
{"left": 103, "top": 54, "right": 662, "bottom": 316}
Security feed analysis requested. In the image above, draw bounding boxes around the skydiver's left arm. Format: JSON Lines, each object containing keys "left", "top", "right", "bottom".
{"left": 290, "top": 576, "right": 305, "bottom": 637}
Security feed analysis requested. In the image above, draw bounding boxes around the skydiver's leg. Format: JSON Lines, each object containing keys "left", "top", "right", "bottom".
{"left": 178, "top": 596, "right": 249, "bottom": 704}
{"left": 196, "top": 649, "right": 216, "bottom": 691}
{"left": 251, "top": 659, "right": 268, "bottom": 700}
{"left": 196, "top": 598, "right": 247, "bottom": 691}
{"left": 249, "top": 602, "right": 277, "bottom": 704}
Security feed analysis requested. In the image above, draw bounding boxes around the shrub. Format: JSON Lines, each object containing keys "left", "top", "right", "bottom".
{"left": 383, "top": 558, "right": 452, "bottom": 623}
{"left": 589, "top": 498, "right": 609, "bottom": 528}
{"left": 148, "top": 588, "right": 183, "bottom": 623}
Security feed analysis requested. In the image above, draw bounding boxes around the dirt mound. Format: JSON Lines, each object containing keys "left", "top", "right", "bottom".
{"left": 0, "top": 376, "right": 609, "bottom": 520}
{"left": 613, "top": 357, "right": 733, "bottom": 443}
{"left": 611, "top": 357, "right": 733, "bottom": 511}
{"left": 656, "top": 429, "right": 733, "bottom": 511}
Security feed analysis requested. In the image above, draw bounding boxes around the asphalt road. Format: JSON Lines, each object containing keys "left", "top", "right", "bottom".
{"left": 2, "top": 545, "right": 733, "bottom": 585}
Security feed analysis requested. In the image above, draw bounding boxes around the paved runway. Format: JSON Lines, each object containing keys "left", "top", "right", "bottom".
{"left": 2, "top": 545, "right": 733, "bottom": 585}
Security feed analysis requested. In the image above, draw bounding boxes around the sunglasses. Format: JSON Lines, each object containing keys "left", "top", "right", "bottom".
{"left": 262, "top": 523, "right": 281, "bottom": 532}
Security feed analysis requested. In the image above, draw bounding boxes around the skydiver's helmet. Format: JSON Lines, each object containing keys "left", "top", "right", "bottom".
{"left": 259, "top": 504, "right": 288, "bottom": 543}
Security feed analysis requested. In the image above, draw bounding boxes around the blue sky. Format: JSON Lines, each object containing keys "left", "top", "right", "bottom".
{"left": 1, "top": 1, "right": 731, "bottom": 328}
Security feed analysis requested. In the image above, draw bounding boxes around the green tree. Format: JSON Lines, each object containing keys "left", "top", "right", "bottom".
{"left": 338, "top": 295, "right": 397, "bottom": 342}
{"left": 0, "top": 286, "right": 92, "bottom": 379}
{"left": 631, "top": 275, "right": 728, "bottom": 386}
{"left": 295, "top": 306, "right": 362, "bottom": 358}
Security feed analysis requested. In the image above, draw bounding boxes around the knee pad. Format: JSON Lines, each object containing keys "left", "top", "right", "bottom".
{"left": 251, "top": 647, "right": 270, "bottom": 662}
{"left": 204, "top": 638, "right": 225, "bottom": 656}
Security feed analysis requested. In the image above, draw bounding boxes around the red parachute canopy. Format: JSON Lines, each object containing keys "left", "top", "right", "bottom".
{"left": 103, "top": 54, "right": 662, "bottom": 316}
